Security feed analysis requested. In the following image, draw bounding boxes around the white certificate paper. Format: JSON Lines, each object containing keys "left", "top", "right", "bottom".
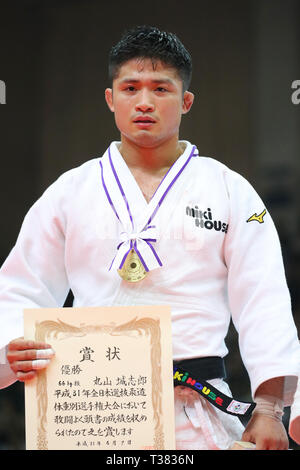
{"left": 24, "top": 305, "right": 175, "bottom": 450}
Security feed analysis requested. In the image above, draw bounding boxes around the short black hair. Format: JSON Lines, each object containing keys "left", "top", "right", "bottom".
{"left": 108, "top": 25, "right": 192, "bottom": 91}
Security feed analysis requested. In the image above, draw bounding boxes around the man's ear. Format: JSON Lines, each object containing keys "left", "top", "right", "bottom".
{"left": 105, "top": 88, "right": 114, "bottom": 112}
{"left": 182, "top": 91, "right": 194, "bottom": 114}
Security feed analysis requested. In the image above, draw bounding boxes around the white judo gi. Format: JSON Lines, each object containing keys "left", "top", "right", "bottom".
{"left": 0, "top": 141, "right": 299, "bottom": 449}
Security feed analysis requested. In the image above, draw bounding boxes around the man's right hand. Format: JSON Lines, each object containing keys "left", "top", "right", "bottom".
{"left": 6, "top": 337, "right": 55, "bottom": 382}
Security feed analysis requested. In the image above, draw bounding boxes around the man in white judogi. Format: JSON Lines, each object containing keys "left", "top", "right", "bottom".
{"left": 0, "top": 25, "right": 299, "bottom": 450}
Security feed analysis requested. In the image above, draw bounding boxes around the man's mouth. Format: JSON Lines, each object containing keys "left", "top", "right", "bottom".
{"left": 133, "top": 116, "right": 156, "bottom": 124}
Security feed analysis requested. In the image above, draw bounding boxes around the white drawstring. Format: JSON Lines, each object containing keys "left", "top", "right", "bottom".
{"left": 175, "top": 383, "right": 244, "bottom": 450}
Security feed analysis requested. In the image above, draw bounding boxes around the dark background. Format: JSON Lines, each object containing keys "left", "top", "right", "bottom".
{"left": 0, "top": 0, "right": 299, "bottom": 450}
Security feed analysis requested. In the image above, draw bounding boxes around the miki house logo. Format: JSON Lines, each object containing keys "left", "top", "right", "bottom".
{"left": 173, "top": 367, "right": 224, "bottom": 407}
{"left": 186, "top": 205, "right": 229, "bottom": 233}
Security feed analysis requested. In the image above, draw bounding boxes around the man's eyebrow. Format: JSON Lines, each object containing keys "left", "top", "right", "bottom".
{"left": 119, "top": 77, "right": 175, "bottom": 85}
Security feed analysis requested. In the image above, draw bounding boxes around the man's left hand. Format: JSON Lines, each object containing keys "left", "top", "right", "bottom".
{"left": 241, "top": 413, "right": 289, "bottom": 450}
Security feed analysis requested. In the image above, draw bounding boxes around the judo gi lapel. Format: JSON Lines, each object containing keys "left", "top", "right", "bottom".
{"left": 99, "top": 141, "right": 198, "bottom": 275}
{"left": 143, "top": 141, "right": 198, "bottom": 232}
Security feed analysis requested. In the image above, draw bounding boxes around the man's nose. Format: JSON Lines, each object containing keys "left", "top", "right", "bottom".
{"left": 135, "top": 90, "right": 155, "bottom": 113}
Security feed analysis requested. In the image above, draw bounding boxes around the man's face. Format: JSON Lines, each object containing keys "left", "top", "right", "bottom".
{"left": 105, "top": 58, "right": 194, "bottom": 149}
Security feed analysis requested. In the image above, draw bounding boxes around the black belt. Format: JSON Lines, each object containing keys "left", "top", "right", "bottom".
{"left": 173, "top": 357, "right": 256, "bottom": 417}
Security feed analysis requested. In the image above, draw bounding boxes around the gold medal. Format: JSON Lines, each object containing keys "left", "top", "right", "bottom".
{"left": 117, "top": 249, "right": 147, "bottom": 282}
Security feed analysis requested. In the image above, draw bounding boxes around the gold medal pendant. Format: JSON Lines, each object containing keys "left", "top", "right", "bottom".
{"left": 117, "top": 249, "right": 147, "bottom": 282}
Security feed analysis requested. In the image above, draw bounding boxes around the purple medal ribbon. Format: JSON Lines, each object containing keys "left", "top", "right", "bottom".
{"left": 99, "top": 144, "right": 198, "bottom": 272}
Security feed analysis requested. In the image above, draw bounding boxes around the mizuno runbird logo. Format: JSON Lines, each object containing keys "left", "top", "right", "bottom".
{"left": 247, "top": 209, "right": 267, "bottom": 224}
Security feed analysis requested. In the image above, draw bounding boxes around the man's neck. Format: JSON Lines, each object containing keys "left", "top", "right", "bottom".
{"left": 118, "top": 135, "right": 186, "bottom": 175}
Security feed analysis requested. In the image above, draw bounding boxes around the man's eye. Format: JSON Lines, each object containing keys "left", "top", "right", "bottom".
{"left": 125, "top": 86, "right": 136, "bottom": 92}
{"left": 156, "top": 87, "right": 168, "bottom": 92}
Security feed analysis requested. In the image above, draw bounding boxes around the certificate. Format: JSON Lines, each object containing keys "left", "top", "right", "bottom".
{"left": 24, "top": 305, "right": 175, "bottom": 450}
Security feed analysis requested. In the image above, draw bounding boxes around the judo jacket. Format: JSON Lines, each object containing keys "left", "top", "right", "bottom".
{"left": 0, "top": 141, "right": 299, "bottom": 402}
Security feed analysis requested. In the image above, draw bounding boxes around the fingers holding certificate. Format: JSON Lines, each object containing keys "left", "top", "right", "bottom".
{"left": 6, "top": 338, "right": 55, "bottom": 381}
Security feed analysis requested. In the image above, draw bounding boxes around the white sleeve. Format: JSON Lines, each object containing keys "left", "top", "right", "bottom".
{"left": 0, "top": 174, "right": 71, "bottom": 388}
{"left": 224, "top": 170, "right": 300, "bottom": 405}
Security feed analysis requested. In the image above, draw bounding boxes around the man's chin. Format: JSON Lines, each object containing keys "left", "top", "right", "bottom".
{"left": 123, "top": 133, "right": 170, "bottom": 149}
